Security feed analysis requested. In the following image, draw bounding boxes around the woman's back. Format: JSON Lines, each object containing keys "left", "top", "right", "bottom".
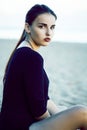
{"left": 1, "top": 47, "right": 49, "bottom": 129}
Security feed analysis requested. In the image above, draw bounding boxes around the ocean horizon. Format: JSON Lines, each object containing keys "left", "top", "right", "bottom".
{"left": 0, "top": 28, "right": 87, "bottom": 43}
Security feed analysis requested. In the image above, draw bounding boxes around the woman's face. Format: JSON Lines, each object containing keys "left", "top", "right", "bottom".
{"left": 29, "top": 13, "right": 56, "bottom": 48}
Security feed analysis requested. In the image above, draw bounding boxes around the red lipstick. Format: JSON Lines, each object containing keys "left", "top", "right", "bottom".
{"left": 44, "top": 38, "right": 51, "bottom": 42}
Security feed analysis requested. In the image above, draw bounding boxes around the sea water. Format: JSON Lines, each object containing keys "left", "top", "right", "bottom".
{"left": 0, "top": 39, "right": 87, "bottom": 110}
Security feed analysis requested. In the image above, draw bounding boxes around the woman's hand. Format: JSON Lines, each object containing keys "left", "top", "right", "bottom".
{"left": 47, "top": 99, "right": 59, "bottom": 115}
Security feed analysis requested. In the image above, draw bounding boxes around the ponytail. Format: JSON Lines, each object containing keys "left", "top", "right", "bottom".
{"left": 15, "top": 30, "right": 26, "bottom": 48}
{"left": 3, "top": 29, "right": 26, "bottom": 83}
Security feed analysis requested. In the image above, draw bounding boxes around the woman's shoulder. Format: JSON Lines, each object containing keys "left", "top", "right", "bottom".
{"left": 15, "top": 47, "right": 43, "bottom": 62}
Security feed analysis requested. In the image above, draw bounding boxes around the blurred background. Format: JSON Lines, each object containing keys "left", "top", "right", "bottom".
{"left": 0, "top": 0, "right": 87, "bottom": 110}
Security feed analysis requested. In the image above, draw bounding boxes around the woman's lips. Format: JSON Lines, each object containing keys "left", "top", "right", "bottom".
{"left": 44, "top": 38, "right": 51, "bottom": 42}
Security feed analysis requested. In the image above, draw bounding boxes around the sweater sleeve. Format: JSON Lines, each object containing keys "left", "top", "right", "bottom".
{"left": 23, "top": 50, "right": 47, "bottom": 118}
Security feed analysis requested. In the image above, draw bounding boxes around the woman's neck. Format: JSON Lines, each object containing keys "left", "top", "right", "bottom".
{"left": 25, "top": 36, "right": 40, "bottom": 51}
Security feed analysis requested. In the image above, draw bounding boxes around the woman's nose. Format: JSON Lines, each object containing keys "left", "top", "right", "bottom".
{"left": 46, "top": 28, "right": 52, "bottom": 36}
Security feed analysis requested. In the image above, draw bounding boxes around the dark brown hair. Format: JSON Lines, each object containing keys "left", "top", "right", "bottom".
{"left": 3, "top": 4, "right": 57, "bottom": 82}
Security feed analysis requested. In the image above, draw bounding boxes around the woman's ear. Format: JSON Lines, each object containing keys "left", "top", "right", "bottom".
{"left": 24, "top": 23, "right": 31, "bottom": 33}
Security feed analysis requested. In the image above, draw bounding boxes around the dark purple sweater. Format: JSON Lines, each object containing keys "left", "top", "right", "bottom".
{"left": 0, "top": 47, "right": 49, "bottom": 130}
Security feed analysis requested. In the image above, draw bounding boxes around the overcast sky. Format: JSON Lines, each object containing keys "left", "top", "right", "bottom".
{"left": 0, "top": 0, "right": 87, "bottom": 42}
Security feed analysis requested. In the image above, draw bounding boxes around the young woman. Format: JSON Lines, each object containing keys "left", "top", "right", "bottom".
{"left": 0, "top": 4, "right": 87, "bottom": 130}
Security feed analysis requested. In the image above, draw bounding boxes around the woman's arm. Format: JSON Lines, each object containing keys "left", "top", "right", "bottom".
{"left": 35, "top": 99, "right": 59, "bottom": 120}
{"left": 35, "top": 110, "right": 50, "bottom": 120}
{"left": 47, "top": 99, "right": 59, "bottom": 115}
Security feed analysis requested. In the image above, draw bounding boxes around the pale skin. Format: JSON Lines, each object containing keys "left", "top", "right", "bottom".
{"left": 18, "top": 13, "right": 87, "bottom": 130}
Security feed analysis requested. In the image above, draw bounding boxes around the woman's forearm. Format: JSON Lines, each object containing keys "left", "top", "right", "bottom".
{"left": 35, "top": 110, "right": 50, "bottom": 120}
{"left": 35, "top": 99, "right": 59, "bottom": 121}
{"left": 47, "top": 99, "right": 59, "bottom": 115}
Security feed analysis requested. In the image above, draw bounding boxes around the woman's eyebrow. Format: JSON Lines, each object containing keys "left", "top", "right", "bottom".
{"left": 38, "top": 23, "right": 56, "bottom": 27}
{"left": 38, "top": 23, "right": 47, "bottom": 26}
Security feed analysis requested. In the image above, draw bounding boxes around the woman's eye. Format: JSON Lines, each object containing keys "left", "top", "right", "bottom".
{"left": 51, "top": 26, "right": 55, "bottom": 30}
{"left": 38, "top": 25, "right": 44, "bottom": 29}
